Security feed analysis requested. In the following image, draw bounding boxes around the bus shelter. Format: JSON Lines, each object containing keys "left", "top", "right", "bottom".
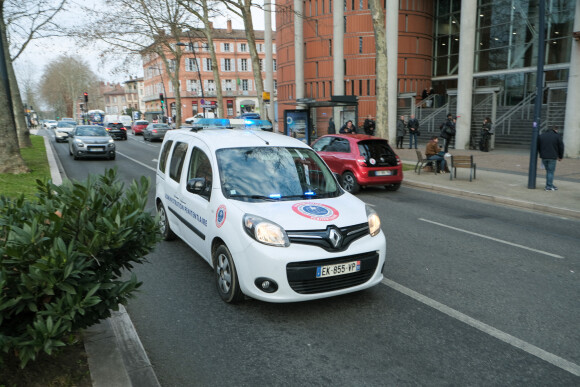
{"left": 284, "top": 95, "right": 358, "bottom": 145}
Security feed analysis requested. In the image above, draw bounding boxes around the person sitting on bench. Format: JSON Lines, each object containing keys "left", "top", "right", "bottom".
{"left": 425, "top": 136, "right": 446, "bottom": 174}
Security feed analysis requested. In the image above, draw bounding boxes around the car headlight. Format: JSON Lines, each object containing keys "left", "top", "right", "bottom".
{"left": 74, "top": 139, "right": 84, "bottom": 147}
{"left": 366, "top": 205, "right": 381, "bottom": 237}
{"left": 243, "top": 214, "right": 289, "bottom": 247}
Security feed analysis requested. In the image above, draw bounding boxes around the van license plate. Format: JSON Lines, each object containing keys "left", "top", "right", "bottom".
{"left": 316, "top": 260, "right": 361, "bottom": 278}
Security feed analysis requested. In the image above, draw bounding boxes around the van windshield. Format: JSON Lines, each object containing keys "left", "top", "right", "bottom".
{"left": 216, "top": 147, "right": 342, "bottom": 201}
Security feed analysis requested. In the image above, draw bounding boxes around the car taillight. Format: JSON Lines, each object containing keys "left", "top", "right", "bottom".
{"left": 152, "top": 129, "right": 158, "bottom": 133}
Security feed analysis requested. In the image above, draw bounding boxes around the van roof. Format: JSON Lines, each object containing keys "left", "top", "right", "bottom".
{"left": 164, "top": 127, "right": 309, "bottom": 152}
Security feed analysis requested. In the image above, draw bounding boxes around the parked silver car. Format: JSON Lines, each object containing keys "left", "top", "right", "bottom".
{"left": 68, "top": 125, "right": 116, "bottom": 160}
{"left": 143, "top": 123, "right": 171, "bottom": 142}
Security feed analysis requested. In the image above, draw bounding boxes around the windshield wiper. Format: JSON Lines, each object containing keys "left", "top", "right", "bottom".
{"left": 228, "top": 194, "right": 279, "bottom": 201}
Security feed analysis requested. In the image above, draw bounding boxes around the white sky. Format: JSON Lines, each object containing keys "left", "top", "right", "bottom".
{"left": 14, "top": 1, "right": 270, "bottom": 86}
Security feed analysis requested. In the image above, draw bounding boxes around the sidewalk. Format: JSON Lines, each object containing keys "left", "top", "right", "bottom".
{"left": 397, "top": 147, "right": 580, "bottom": 219}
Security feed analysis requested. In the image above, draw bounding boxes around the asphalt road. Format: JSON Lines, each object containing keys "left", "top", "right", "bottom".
{"left": 47, "top": 128, "right": 580, "bottom": 386}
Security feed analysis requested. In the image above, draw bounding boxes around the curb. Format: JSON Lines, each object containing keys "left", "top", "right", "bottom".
{"left": 402, "top": 179, "right": 580, "bottom": 220}
{"left": 83, "top": 305, "right": 161, "bottom": 387}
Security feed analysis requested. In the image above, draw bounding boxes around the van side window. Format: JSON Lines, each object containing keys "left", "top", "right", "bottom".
{"left": 159, "top": 140, "right": 173, "bottom": 173}
{"left": 169, "top": 142, "right": 189, "bottom": 182}
{"left": 187, "top": 148, "right": 213, "bottom": 200}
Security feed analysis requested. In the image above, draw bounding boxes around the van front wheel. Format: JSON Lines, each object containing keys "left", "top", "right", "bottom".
{"left": 214, "top": 245, "right": 244, "bottom": 303}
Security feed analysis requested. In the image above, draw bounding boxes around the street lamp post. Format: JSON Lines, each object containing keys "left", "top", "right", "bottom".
{"left": 177, "top": 30, "right": 206, "bottom": 117}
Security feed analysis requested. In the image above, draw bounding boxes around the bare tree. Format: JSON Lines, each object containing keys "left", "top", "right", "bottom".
{"left": 0, "top": 1, "right": 28, "bottom": 173}
{"left": 369, "top": 0, "right": 388, "bottom": 140}
{"left": 221, "top": 0, "right": 265, "bottom": 116}
{"left": 78, "top": 0, "right": 199, "bottom": 127}
{"left": 5, "top": 0, "right": 69, "bottom": 148}
{"left": 39, "top": 55, "right": 98, "bottom": 119}
{"left": 178, "top": 0, "right": 225, "bottom": 118}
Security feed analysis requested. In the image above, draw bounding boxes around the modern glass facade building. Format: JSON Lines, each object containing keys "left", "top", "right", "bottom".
{"left": 433, "top": 0, "right": 575, "bottom": 106}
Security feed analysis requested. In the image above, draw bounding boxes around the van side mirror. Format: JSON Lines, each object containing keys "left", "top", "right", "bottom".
{"left": 186, "top": 177, "right": 207, "bottom": 194}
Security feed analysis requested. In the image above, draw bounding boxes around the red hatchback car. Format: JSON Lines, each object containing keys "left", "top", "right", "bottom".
{"left": 131, "top": 120, "right": 149, "bottom": 135}
{"left": 312, "top": 134, "right": 403, "bottom": 193}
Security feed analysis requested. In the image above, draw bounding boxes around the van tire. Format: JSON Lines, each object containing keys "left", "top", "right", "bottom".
{"left": 157, "top": 202, "right": 176, "bottom": 241}
{"left": 214, "top": 245, "right": 244, "bottom": 303}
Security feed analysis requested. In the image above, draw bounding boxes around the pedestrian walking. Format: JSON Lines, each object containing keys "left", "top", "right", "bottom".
{"left": 538, "top": 126, "right": 564, "bottom": 191}
{"left": 396, "top": 115, "right": 407, "bottom": 149}
{"left": 439, "top": 113, "right": 456, "bottom": 153}
{"left": 407, "top": 114, "right": 420, "bottom": 149}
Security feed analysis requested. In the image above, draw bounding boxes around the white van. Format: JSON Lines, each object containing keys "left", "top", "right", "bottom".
{"left": 155, "top": 126, "right": 387, "bottom": 303}
{"left": 104, "top": 114, "right": 132, "bottom": 128}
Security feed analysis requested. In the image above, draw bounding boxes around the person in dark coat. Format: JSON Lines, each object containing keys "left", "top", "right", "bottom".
{"left": 407, "top": 114, "right": 419, "bottom": 149}
{"left": 396, "top": 115, "right": 406, "bottom": 149}
{"left": 339, "top": 120, "right": 357, "bottom": 134}
{"left": 328, "top": 117, "right": 336, "bottom": 134}
{"left": 538, "top": 126, "right": 564, "bottom": 191}
{"left": 440, "top": 113, "right": 456, "bottom": 153}
{"left": 479, "top": 117, "right": 493, "bottom": 152}
{"left": 363, "top": 115, "right": 375, "bottom": 136}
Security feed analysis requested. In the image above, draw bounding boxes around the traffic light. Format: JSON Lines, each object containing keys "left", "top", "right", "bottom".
{"left": 159, "top": 93, "right": 165, "bottom": 106}
{"left": 83, "top": 92, "right": 88, "bottom": 103}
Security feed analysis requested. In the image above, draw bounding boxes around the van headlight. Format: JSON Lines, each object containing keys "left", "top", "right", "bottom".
{"left": 243, "top": 214, "right": 289, "bottom": 247}
{"left": 366, "top": 205, "right": 381, "bottom": 237}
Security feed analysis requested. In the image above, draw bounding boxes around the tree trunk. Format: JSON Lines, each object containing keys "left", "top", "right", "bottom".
{"left": 0, "top": 11, "right": 32, "bottom": 148}
{"left": 202, "top": 1, "right": 224, "bottom": 118}
{"left": 241, "top": 0, "right": 264, "bottom": 117}
{"left": 0, "top": 6, "right": 29, "bottom": 174}
{"left": 369, "top": 0, "right": 389, "bottom": 141}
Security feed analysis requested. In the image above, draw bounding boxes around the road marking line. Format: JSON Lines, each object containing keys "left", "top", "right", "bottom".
{"left": 382, "top": 278, "right": 580, "bottom": 377}
{"left": 419, "top": 218, "right": 564, "bottom": 259}
{"left": 116, "top": 152, "right": 156, "bottom": 172}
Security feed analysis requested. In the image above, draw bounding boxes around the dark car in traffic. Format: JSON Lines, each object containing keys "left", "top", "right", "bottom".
{"left": 104, "top": 122, "right": 127, "bottom": 140}
{"left": 311, "top": 134, "right": 403, "bottom": 193}
{"left": 68, "top": 125, "right": 116, "bottom": 160}
{"left": 143, "top": 123, "right": 171, "bottom": 142}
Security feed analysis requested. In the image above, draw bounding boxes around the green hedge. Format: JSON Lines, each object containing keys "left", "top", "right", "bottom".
{"left": 0, "top": 168, "right": 160, "bottom": 368}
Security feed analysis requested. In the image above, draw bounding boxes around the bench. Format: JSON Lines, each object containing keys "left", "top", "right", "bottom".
{"left": 414, "top": 150, "right": 438, "bottom": 175}
{"left": 449, "top": 155, "right": 476, "bottom": 181}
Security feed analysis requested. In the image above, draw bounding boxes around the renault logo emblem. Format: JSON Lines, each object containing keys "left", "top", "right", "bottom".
{"left": 328, "top": 228, "right": 342, "bottom": 248}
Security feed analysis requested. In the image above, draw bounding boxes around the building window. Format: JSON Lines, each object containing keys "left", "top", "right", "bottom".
{"left": 359, "top": 0, "right": 363, "bottom": 9}
{"left": 329, "top": 39, "right": 332, "bottom": 56}
{"left": 273, "top": 59, "right": 277, "bottom": 71}
{"left": 224, "top": 58, "right": 232, "bottom": 71}
{"left": 259, "top": 59, "right": 264, "bottom": 71}
{"left": 359, "top": 37, "right": 363, "bottom": 54}
{"left": 208, "top": 80, "right": 215, "bottom": 92}
{"left": 225, "top": 79, "right": 233, "bottom": 91}
{"left": 186, "top": 58, "right": 199, "bottom": 72}
{"left": 224, "top": 43, "right": 230, "bottom": 52}
{"left": 240, "top": 43, "right": 247, "bottom": 52}
{"left": 242, "top": 79, "right": 249, "bottom": 91}
{"left": 241, "top": 58, "right": 248, "bottom": 71}
{"left": 204, "top": 58, "right": 212, "bottom": 71}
